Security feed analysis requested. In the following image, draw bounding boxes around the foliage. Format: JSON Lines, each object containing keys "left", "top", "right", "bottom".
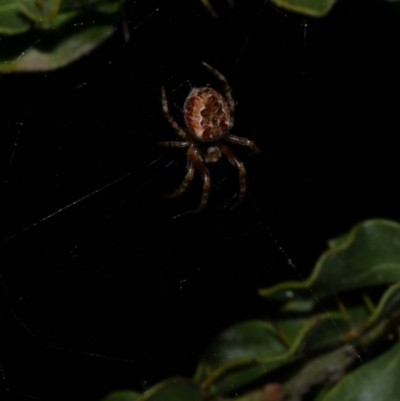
{"left": 0, "top": 0, "right": 119, "bottom": 72}
{"left": 102, "top": 219, "right": 400, "bottom": 401}
{"left": 1, "top": 0, "right": 400, "bottom": 72}
{"left": 201, "top": 0, "right": 400, "bottom": 17}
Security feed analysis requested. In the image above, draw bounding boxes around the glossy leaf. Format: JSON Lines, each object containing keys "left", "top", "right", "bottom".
{"left": 271, "top": 0, "right": 337, "bottom": 17}
{"left": 0, "top": 0, "right": 30, "bottom": 34}
{"left": 321, "top": 341, "right": 400, "bottom": 401}
{"left": 259, "top": 220, "right": 400, "bottom": 302}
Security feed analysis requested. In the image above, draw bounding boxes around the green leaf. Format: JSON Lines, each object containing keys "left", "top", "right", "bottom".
{"left": 197, "top": 314, "right": 352, "bottom": 395}
{"left": 271, "top": 0, "right": 337, "bottom": 17}
{"left": 233, "top": 389, "right": 265, "bottom": 401}
{"left": 343, "top": 304, "right": 370, "bottom": 327}
{"left": 101, "top": 390, "right": 141, "bottom": 401}
{"left": 366, "top": 281, "right": 400, "bottom": 327}
{"left": 259, "top": 220, "right": 400, "bottom": 302}
{"left": 0, "top": 21, "right": 114, "bottom": 72}
{"left": 281, "top": 299, "right": 316, "bottom": 314}
{"left": 59, "top": 0, "right": 117, "bottom": 12}
{"left": 95, "top": 1, "right": 120, "bottom": 14}
{"left": 136, "top": 379, "right": 205, "bottom": 401}
{"left": 234, "top": 386, "right": 284, "bottom": 401}
{"left": 320, "top": 341, "right": 400, "bottom": 401}
{"left": 17, "top": 0, "right": 60, "bottom": 22}
{"left": 199, "top": 321, "right": 286, "bottom": 372}
{"left": 0, "top": 0, "right": 30, "bottom": 34}
{"left": 275, "top": 313, "right": 353, "bottom": 353}
{"left": 195, "top": 321, "right": 288, "bottom": 394}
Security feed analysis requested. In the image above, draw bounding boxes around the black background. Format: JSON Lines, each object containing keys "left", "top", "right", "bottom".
{"left": 2, "top": 0, "right": 400, "bottom": 400}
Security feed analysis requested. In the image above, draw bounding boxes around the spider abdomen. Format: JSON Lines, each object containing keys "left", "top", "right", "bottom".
{"left": 184, "top": 87, "right": 230, "bottom": 142}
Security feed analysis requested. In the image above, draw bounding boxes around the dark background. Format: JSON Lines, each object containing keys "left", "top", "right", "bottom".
{"left": 1, "top": 0, "right": 400, "bottom": 400}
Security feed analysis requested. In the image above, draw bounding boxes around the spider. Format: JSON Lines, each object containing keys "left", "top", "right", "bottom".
{"left": 158, "top": 62, "right": 260, "bottom": 213}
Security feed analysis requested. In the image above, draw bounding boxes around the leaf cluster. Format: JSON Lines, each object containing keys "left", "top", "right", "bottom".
{"left": 102, "top": 220, "right": 400, "bottom": 401}
{"left": 0, "top": 0, "right": 119, "bottom": 72}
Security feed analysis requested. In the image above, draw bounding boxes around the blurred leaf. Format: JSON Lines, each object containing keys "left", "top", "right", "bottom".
{"left": 259, "top": 220, "right": 400, "bottom": 302}
{"left": 0, "top": 0, "right": 120, "bottom": 72}
{"left": 366, "top": 281, "right": 400, "bottom": 327}
{"left": 199, "top": 321, "right": 286, "bottom": 372}
{"left": 196, "top": 314, "right": 352, "bottom": 395}
{"left": 320, "top": 341, "right": 400, "bottom": 401}
{"left": 95, "top": 1, "right": 119, "bottom": 14}
{"left": 281, "top": 299, "right": 316, "bottom": 314}
{"left": 343, "top": 304, "right": 370, "bottom": 327}
{"left": 284, "top": 345, "right": 358, "bottom": 401}
{"left": 101, "top": 220, "right": 400, "bottom": 400}
{"left": 101, "top": 391, "right": 141, "bottom": 401}
{"left": 234, "top": 389, "right": 265, "bottom": 401}
{"left": 275, "top": 313, "right": 350, "bottom": 352}
{"left": 270, "top": 0, "right": 337, "bottom": 17}
{"left": 43, "top": 9, "right": 79, "bottom": 28}
{"left": 280, "top": 313, "right": 351, "bottom": 354}
{"left": 17, "top": 0, "right": 60, "bottom": 22}
{"left": 195, "top": 321, "right": 287, "bottom": 394}
{"left": 136, "top": 379, "right": 204, "bottom": 401}
{"left": 0, "top": 20, "right": 114, "bottom": 72}
{"left": 0, "top": 0, "right": 30, "bottom": 34}
{"left": 59, "top": 0, "right": 118, "bottom": 10}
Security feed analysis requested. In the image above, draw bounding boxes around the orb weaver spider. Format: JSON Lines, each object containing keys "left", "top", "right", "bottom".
{"left": 158, "top": 62, "right": 260, "bottom": 213}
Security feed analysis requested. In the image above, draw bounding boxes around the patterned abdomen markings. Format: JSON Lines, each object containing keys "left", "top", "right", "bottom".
{"left": 184, "top": 88, "right": 230, "bottom": 141}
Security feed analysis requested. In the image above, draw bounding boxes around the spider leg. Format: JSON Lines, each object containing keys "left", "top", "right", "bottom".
{"left": 202, "top": 62, "right": 235, "bottom": 114}
{"left": 224, "top": 134, "right": 261, "bottom": 154}
{"left": 190, "top": 149, "right": 211, "bottom": 213}
{"left": 219, "top": 144, "right": 246, "bottom": 209}
{"left": 161, "top": 87, "right": 187, "bottom": 139}
{"left": 157, "top": 141, "right": 189, "bottom": 148}
{"left": 164, "top": 157, "right": 195, "bottom": 199}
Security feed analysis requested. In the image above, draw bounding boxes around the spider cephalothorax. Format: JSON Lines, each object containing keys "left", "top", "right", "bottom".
{"left": 158, "top": 62, "right": 260, "bottom": 213}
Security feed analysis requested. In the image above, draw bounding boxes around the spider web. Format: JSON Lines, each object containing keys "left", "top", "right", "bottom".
{"left": 2, "top": 0, "right": 400, "bottom": 400}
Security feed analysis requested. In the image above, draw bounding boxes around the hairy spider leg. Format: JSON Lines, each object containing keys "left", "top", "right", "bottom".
{"left": 157, "top": 141, "right": 189, "bottom": 148}
{"left": 164, "top": 156, "right": 195, "bottom": 199}
{"left": 224, "top": 134, "right": 261, "bottom": 154}
{"left": 190, "top": 149, "right": 211, "bottom": 213}
{"left": 219, "top": 144, "right": 246, "bottom": 209}
{"left": 161, "top": 87, "right": 187, "bottom": 139}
